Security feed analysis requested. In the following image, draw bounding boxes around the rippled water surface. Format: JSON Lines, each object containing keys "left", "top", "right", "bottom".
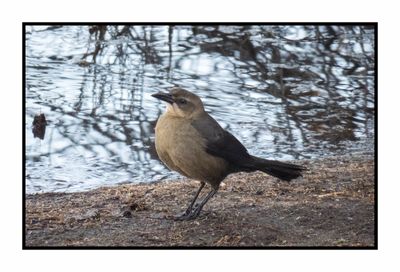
{"left": 25, "top": 25, "right": 375, "bottom": 193}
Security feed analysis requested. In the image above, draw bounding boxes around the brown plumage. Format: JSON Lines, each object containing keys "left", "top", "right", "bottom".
{"left": 152, "top": 87, "right": 305, "bottom": 220}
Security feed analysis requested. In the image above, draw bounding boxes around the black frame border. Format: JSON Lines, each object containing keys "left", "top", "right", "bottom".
{"left": 23, "top": 22, "right": 378, "bottom": 250}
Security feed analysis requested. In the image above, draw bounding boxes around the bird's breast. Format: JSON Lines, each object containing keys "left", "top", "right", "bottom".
{"left": 154, "top": 114, "right": 229, "bottom": 186}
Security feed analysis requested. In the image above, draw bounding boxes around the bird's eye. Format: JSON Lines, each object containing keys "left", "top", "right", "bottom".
{"left": 178, "top": 98, "right": 187, "bottom": 105}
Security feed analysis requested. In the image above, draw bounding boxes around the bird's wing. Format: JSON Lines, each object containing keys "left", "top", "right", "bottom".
{"left": 191, "top": 113, "right": 253, "bottom": 167}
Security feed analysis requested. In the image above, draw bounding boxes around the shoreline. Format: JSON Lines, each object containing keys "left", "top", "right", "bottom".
{"left": 25, "top": 154, "right": 375, "bottom": 247}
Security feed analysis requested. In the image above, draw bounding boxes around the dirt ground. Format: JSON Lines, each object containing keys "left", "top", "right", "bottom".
{"left": 25, "top": 155, "right": 375, "bottom": 247}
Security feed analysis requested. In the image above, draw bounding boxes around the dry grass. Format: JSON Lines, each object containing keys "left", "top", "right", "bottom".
{"left": 25, "top": 155, "right": 375, "bottom": 247}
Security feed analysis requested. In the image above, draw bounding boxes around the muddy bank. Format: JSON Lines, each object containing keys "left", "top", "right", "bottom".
{"left": 25, "top": 155, "right": 375, "bottom": 247}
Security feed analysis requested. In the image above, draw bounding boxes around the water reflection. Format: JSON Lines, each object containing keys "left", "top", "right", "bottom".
{"left": 25, "top": 25, "right": 375, "bottom": 193}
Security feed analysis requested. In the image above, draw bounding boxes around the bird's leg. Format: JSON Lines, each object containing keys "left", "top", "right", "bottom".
{"left": 175, "top": 181, "right": 205, "bottom": 220}
{"left": 185, "top": 188, "right": 217, "bottom": 220}
{"left": 183, "top": 181, "right": 205, "bottom": 215}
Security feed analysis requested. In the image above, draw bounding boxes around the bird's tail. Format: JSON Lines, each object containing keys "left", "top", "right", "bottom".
{"left": 249, "top": 156, "right": 305, "bottom": 181}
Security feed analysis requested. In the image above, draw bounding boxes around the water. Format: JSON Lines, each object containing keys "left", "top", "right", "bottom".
{"left": 25, "top": 25, "right": 375, "bottom": 193}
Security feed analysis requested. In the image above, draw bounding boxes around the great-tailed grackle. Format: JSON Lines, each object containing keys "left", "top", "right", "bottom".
{"left": 152, "top": 87, "right": 304, "bottom": 220}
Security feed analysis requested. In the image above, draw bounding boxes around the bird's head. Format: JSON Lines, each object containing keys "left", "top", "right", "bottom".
{"left": 152, "top": 87, "right": 205, "bottom": 119}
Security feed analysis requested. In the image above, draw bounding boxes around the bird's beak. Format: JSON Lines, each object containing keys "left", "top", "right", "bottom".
{"left": 151, "top": 92, "right": 175, "bottom": 104}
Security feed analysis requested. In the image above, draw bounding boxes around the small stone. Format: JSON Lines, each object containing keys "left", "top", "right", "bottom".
{"left": 255, "top": 190, "right": 264, "bottom": 195}
{"left": 122, "top": 210, "right": 132, "bottom": 218}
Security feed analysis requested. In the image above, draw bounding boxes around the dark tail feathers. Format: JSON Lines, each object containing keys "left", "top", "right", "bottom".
{"left": 250, "top": 156, "right": 305, "bottom": 181}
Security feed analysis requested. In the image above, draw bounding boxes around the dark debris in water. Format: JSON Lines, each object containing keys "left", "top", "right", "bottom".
{"left": 32, "top": 113, "right": 47, "bottom": 140}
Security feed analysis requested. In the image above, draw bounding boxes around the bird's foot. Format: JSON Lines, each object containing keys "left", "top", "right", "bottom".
{"left": 174, "top": 211, "right": 190, "bottom": 221}
{"left": 174, "top": 204, "right": 201, "bottom": 221}
{"left": 174, "top": 212, "right": 200, "bottom": 221}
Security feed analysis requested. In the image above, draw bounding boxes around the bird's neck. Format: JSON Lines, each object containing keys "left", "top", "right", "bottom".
{"left": 164, "top": 104, "right": 204, "bottom": 119}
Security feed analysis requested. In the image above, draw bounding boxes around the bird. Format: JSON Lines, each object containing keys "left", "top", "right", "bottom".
{"left": 152, "top": 87, "right": 305, "bottom": 220}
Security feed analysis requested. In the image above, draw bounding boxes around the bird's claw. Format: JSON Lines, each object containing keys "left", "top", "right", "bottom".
{"left": 174, "top": 207, "right": 201, "bottom": 221}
